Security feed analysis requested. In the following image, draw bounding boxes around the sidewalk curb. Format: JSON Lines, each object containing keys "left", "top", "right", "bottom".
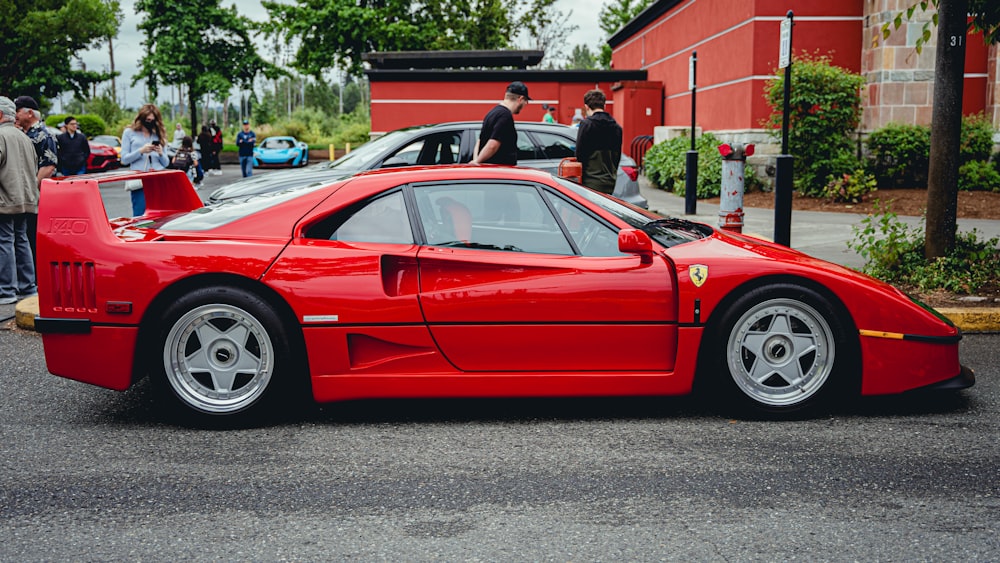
{"left": 14, "top": 295, "right": 1000, "bottom": 334}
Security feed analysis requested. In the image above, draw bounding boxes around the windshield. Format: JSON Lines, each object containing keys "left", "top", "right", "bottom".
{"left": 552, "top": 176, "right": 712, "bottom": 248}
{"left": 314, "top": 128, "right": 421, "bottom": 171}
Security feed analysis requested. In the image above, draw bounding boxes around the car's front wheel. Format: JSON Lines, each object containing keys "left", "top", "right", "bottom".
{"left": 153, "top": 286, "right": 295, "bottom": 423}
{"left": 712, "top": 284, "right": 854, "bottom": 416}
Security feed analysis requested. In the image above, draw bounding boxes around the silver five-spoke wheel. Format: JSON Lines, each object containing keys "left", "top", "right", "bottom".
{"left": 726, "top": 297, "right": 836, "bottom": 408}
{"left": 163, "top": 303, "right": 275, "bottom": 415}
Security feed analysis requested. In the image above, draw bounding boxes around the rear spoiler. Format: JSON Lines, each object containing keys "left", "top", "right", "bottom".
{"left": 40, "top": 169, "right": 204, "bottom": 221}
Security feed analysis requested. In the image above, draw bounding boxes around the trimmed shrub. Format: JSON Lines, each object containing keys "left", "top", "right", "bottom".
{"left": 764, "top": 53, "right": 865, "bottom": 197}
{"left": 958, "top": 160, "right": 1000, "bottom": 192}
{"left": 643, "top": 133, "right": 724, "bottom": 198}
{"left": 961, "top": 113, "right": 995, "bottom": 164}
{"left": 824, "top": 168, "right": 877, "bottom": 203}
{"left": 46, "top": 114, "right": 107, "bottom": 138}
{"left": 865, "top": 122, "right": 930, "bottom": 188}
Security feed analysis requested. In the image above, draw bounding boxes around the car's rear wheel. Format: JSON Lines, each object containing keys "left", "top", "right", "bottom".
{"left": 712, "top": 284, "right": 853, "bottom": 415}
{"left": 154, "top": 286, "right": 293, "bottom": 423}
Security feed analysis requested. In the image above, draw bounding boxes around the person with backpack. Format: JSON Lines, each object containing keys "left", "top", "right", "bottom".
{"left": 169, "top": 135, "right": 202, "bottom": 187}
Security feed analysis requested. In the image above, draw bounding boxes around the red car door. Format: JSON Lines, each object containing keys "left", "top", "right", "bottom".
{"left": 412, "top": 182, "right": 677, "bottom": 373}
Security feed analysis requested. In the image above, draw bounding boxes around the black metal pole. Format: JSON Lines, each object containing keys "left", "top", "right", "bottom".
{"left": 685, "top": 51, "right": 698, "bottom": 215}
{"left": 774, "top": 11, "right": 793, "bottom": 246}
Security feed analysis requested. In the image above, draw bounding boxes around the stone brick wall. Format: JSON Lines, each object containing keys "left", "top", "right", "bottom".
{"left": 862, "top": 0, "right": 938, "bottom": 131}
{"left": 862, "top": 0, "right": 1000, "bottom": 137}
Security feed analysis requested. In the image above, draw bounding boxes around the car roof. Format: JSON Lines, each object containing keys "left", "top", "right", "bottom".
{"left": 390, "top": 121, "right": 579, "bottom": 134}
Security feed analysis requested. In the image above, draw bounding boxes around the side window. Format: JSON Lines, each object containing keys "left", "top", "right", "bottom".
{"left": 308, "top": 191, "right": 413, "bottom": 244}
{"left": 382, "top": 140, "right": 423, "bottom": 166}
{"left": 385, "top": 133, "right": 462, "bottom": 166}
{"left": 534, "top": 131, "right": 576, "bottom": 159}
{"left": 517, "top": 131, "right": 539, "bottom": 161}
{"left": 544, "top": 192, "right": 626, "bottom": 257}
{"left": 414, "top": 183, "right": 573, "bottom": 255}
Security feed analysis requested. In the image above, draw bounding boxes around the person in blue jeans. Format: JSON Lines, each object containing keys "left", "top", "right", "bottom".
{"left": 0, "top": 96, "right": 39, "bottom": 304}
{"left": 235, "top": 120, "right": 256, "bottom": 177}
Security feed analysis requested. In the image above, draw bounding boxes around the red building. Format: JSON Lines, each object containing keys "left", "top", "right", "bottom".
{"left": 364, "top": 51, "right": 648, "bottom": 139}
{"left": 608, "top": 0, "right": 998, "bottom": 136}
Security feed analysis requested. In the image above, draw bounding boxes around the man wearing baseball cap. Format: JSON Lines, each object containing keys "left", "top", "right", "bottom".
{"left": 13, "top": 95, "right": 56, "bottom": 267}
{"left": 0, "top": 96, "right": 39, "bottom": 304}
{"left": 472, "top": 81, "right": 530, "bottom": 165}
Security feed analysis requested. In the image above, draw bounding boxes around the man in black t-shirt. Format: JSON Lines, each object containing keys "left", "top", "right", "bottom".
{"left": 472, "top": 81, "right": 531, "bottom": 165}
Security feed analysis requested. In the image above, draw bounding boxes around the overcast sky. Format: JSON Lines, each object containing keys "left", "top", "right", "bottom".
{"left": 74, "top": 0, "right": 608, "bottom": 112}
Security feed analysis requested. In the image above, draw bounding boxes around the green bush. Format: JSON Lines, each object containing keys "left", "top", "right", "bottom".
{"left": 865, "top": 122, "right": 930, "bottom": 188}
{"left": 46, "top": 114, "right": 107, "bottom": 138}
{"left": 848, "top": 202, "right": 1000, "bottom": 294}
{"left": 824, "top": 168, "right": 877, "bottom": 203}
{"left": 958, "top": 160, "right": 1000, "bottom": 192}
{"left": 961, "top": 113, "right": 995, "bottom": 164}
{"left": 764, "top": 53, "right": 865, "bottom": 197}
{"left": 643, "top": 132, "right": 723, "bottom": 198}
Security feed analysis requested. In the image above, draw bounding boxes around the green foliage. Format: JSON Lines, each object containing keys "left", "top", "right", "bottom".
{"left": 865, "top": 122, "right": 930, "bottom": 188}
{"left": 342, "top": 82, "right": 363, "bottom": 115}
{"left": 135, "top": 0, "right": 276, "bottom": 134}
{"left": 87, "top": 92, "right": 127, "bottom": 131}
{"left": 960, "top": 113, "right": 995, "bottom": 164}
{"left": 958, "top": 160, "right": 1000, "bottom": 192}
{"left": 765, "top": 53, "right": 866, "bottom": 197}
{"left": 0, "top": 0, "right": 120, "bottom": 100}
{"left": 598, "top": 0, "right": 654, "bottom": 37}
{"left": 566, "top": 45, "right": 599, "bottom": 70}
{"left": 643, "top": 133, "right": 723, "bottom": 199}
{"left": 46, "top": 113, "right": 107, "bottom": 138}
{"left": 261, "top": 0, "right": 558, "bottom": 76}
{"left": 824, "top": 169, "right": 877, "bottom": 203}
{"left": 849, "top": 202, "right": 1000, "bottom": 294}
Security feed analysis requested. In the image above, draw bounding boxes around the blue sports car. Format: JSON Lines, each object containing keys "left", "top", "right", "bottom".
{"left": 253, "top": 136, "right": 310, "bottom": 168}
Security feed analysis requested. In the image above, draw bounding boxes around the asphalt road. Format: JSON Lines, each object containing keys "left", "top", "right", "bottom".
{"left": 1, "top": 318, "right": 997, "bottom": 560}
{"left": 1, "top": 164, "right": 997, "bottom": 559}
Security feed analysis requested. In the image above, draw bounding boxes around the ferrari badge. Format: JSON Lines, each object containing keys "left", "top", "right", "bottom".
{"left": 689, "top": 264, "right": 709, "bottom": 287}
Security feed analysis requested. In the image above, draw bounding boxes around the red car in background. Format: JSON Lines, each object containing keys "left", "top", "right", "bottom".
{"left": 86, "top": 140, "right": 119, "bottom": 173}
{"left": 34, "top": 166, "right": 973, "bottom": 425}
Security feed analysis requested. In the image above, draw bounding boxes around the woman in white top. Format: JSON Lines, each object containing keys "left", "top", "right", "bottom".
{"left": 120, "top": 104, "right": 170, "bottom": 216}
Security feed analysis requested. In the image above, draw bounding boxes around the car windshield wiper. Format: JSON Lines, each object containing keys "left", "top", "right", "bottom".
{"left": 436, "top": 241, "right": 524, "bottom": 252}
{"left": 643, "top": 217, "right": 704, "bottom": 232}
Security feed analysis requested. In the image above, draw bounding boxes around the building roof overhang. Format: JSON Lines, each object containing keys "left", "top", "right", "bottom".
{"left": 362, "top": 50, "right": 546, "bottom": 70}
{"left": 608, "top": 0, "right": 684, "bottom": 48}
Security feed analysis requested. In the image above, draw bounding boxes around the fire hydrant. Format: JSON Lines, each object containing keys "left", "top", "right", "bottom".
{"left": 717, "top": 143, "right": 754, "bottom": 233}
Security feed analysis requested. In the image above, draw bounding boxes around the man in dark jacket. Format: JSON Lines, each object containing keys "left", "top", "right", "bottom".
{"left": 575, "top": 89, "right": 622, "bottom": 195}
{"left": 56, "top": 115, "right": 90, "bottom": 176}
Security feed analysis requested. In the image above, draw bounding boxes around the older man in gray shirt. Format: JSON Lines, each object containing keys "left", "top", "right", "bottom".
{"left": 0, "top": 96, "right": 39, "bottom": 304}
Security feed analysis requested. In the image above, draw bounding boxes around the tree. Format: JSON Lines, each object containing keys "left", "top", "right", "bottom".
{"left": 260, "top": 0, "right": 557, "bottom": 77}
{"left": 134, "top": 0, "right": 278, "bottom": 136}
{"left": 521, "top": 9, "right": 578, "bottom": 68}
{"left": 883, "top": 0, "right": 999, "bottom": 258}
{"left": 566, "top": 45, "right": 599, "bottom": 70}
{"left": 597, "top": 0, "right": 653, "bottom": 67}
{"left": 0, "top": 0, "right": 120, "bottom": 102}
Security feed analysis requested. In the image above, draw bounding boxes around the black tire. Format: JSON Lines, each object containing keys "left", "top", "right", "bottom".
{"left": 709, "top": 283, "right": 855, "bottom": 416}
{"left": 152, "top": 286, "right": 296, "bottom": 425}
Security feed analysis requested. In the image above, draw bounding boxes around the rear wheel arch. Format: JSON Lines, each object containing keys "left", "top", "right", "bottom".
{"left": 136, "top": 274, "right": 309, "bottom": 389}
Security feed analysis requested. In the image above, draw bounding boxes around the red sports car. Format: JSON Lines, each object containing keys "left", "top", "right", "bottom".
{"left": 86, "top": 141, "right": 119, "bottom": 173}
{"left": 35, "top": 167, "right": 973, "bottom": 423}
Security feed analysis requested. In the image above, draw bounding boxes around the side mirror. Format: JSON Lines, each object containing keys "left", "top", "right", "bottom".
{"left": 618, "top": 229, "right": 654, "bottom": 264}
